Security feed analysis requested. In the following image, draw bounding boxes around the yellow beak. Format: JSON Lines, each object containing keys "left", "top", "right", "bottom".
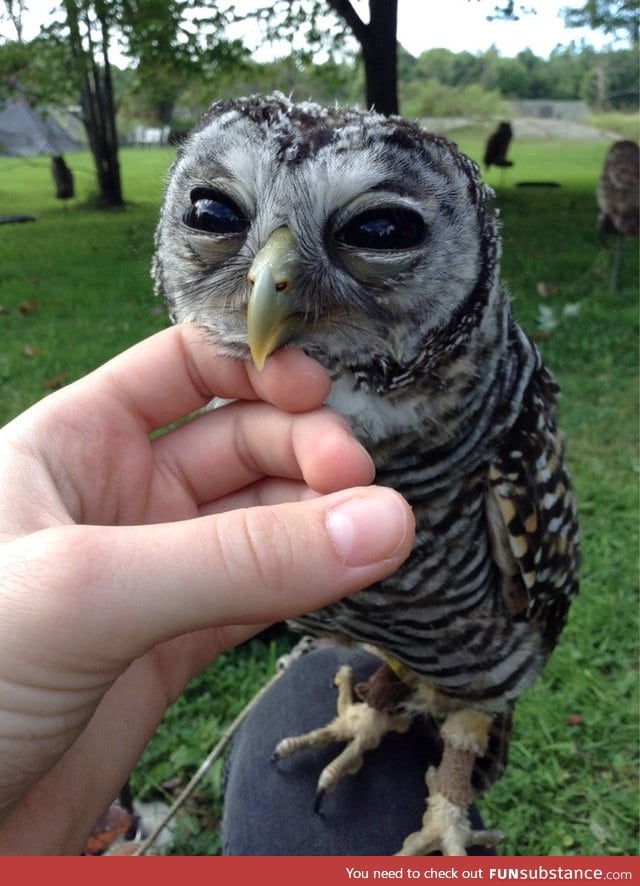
{"left": 247, "top": 226, "right": 304, "bottom": 371}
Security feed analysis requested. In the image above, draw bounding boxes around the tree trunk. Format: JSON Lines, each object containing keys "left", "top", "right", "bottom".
{"left": 361, "top": 0, "right": 398, "bottom": 114}
{"left": 95, "top": 4, "right": 123, "bottom": 205}
{"left": 595, "top": 59, "right": 607, "bottom": 111}
{"left": 326, "top": 0, "right": 399, "bottom": 115}
{"left": 64, "top": 0, "right": 124, "bottom": 207}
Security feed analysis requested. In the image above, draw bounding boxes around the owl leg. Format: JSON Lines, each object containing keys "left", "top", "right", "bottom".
{"left": 396, "top": 710, "right": 504, "bottom": 856}
{"left": 272, "top": 663, "right": 411, "bottom": 811}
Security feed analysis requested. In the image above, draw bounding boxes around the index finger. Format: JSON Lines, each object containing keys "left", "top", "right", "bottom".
{"left": 90, "top": 324, "right": 332, "bottom": 433}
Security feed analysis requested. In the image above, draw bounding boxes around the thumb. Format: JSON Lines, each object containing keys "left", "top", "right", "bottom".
{"left": 6, "top": 487, "right": 415, "bottom": 668}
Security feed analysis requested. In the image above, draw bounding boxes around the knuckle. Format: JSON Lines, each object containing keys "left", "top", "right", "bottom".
{"left": 227, "top": 507, "right": 298, "bottom": 614}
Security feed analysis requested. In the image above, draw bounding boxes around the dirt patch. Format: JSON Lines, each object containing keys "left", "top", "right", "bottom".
{"left": 512, "top": 117, "right": 619, "bottom": 141}
{"left": 421, "top": 116, "right": 619, "bottom": 141}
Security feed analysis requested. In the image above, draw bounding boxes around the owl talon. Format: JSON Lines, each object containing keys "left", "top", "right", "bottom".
{"left": 396, "top": 788, "right": 503, "bottom": 856}
{"left": 273, "top": 665, "right": 411, "bottom": 802}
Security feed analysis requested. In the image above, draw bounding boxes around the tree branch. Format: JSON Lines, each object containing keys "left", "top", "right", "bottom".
{"left": 324, "top": 0, "right": 368, "bottom": 45}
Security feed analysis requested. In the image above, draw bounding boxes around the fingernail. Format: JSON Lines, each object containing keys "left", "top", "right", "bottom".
{"left": 326, "top": 491, "right": 413, "bottom": 568}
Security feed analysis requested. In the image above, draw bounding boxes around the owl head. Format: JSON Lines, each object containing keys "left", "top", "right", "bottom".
{"left": 153, "top": 93, "right": 501, "bottom": 405}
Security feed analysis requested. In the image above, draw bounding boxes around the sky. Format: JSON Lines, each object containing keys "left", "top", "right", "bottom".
{"left": 1, "top": 0, "right": 623, "bottom": 61}
{"left": 394, "top": 0, "right": 614, "bottom": 58}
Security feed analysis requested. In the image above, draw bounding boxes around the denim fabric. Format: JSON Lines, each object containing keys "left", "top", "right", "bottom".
{"left": 221, "top": 645, "right": 495, "bottom": 856}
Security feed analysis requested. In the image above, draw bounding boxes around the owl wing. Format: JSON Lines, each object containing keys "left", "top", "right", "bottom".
{"left": 485, "top": 366, "right": 580, "bottom": 652}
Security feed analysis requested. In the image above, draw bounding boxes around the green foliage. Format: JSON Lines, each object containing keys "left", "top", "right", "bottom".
{"left": 117, "top": 0, "right": 248, "bottom": 125}
{"left": 401, "top": 78, "right": 507, "bottom": 120}
{"left": 0, "top": 135, "right": 637, "bottom": 857}
{"left": 563, "top": 0, "right": 639, "bottom": 46}
{"left": 591, "top": 48, "right": 640, "bottom": 109}
{"left": 0, "top": 33, "right": 76, "bottom": 105}
{"left": 180, "top": 54, "right": 363, "bottom": 120}
{"left": 401, "top": 44, "right": 638, "bottom": 112}
{"left": 588, "top": 110, "right": 639, "bottom": 139}
{"left": 245, "top": 0, "right": 351, "bottom": 61}
{"left": 484, "top": 55, "right": 531, "bottom": 97}
{"left": 0, "top": 148, "right": 171, "bottom": 422}
{"left": 129, "top": 635, "right": 293, "bottom": 855}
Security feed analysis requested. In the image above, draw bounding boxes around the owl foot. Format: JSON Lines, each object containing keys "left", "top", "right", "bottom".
{"left": 271, "top": 664, "right": 411, "bottom": 811}
{"left": 396, "top": 769, "right": 503, "bottom": 856}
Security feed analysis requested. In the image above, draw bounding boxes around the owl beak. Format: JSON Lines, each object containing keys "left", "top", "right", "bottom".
{"left": 247, "top": 226, "right": 304, "bottom": 371}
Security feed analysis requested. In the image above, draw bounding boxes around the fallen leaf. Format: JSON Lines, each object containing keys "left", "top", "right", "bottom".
{"left": 0, "top": 306, "right": 9, "bottom": 316}
{"left": 22, "top": 344, "right": 41, "bottom": 358}
{"left": 536, "top": 282, "right": 559, "bottom": 298}
{"left": 19, "top": 298, "right": 40, "bottom": 314}
{"left": 530, "top": 331, "right": 554, "bottom": 342}
{"left": 82, "top": 803, "right": 135, "bottom": 856}
{"left": 43, "top": 373, "right": 68, "bottom": 390}
{"left": 566, "top": 713, "right": 583, "bottom": 726}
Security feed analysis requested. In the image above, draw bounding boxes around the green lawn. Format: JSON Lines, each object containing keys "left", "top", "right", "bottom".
{"left": 0, "top": 134, "right": 638, "bottom": 856}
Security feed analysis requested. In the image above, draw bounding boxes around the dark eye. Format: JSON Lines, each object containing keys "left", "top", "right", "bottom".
{"left": 335, "top": 208, "right": 426, "bottom": 250}
{"left": 183, "top": 188, "right": 249, "bottom": 234}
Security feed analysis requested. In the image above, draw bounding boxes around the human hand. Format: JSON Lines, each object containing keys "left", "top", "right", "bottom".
{"left": 0, "top": 324, "right": 414, "bottom": 854}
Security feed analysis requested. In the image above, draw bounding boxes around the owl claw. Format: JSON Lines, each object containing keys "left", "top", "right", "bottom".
{"left": 272, "top": 665, "right": 411, "bottom": 803}
{"left": 395, "top": 782, "right": 503, "bottom": 856}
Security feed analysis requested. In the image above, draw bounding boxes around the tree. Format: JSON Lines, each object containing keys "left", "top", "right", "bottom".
{"left": 61, "top": 0, "right": 123, "bottom": 206}
{"left": 563, "top": 2, "right": 639, "bottom": 110}
{"left": 0, "top": 0, "right": 26, "bottom": 42}
{"left": 514, "top": 48, "right": 554, "bottom": 98}
{"left": 562, "top": 3, "right": 638, "bottom": 109}
{"left": 246, "top": 0, "right": 398, "bottom": 114}
{"left": 484, "top": 55, "right": 530, "bottom": 98}
{"left": 563, "top": 1, "right": 639, "bottom": 46}
{"left": 1, "top": 0, "right": 243, "bottom": 205}
{"left": 1, "top": 0, "right": 126, "bottom": 205}
{"left": 324, "top": 0, "right": 398, "bottom": 114}
{"left": 119, "top": 0, "right": 241, "bottom": 128}
{"left": 1, "top": 0, "right": 125, "bottom": 205}
{"left": 236, "top": 2, "right": 551, "bottom": 118}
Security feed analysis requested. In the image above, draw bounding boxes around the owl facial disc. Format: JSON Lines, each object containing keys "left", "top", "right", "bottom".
{"left": 247, "top": 226, "right": 305, "bottom": 370}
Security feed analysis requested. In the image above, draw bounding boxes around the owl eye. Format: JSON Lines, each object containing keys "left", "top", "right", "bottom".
{"left": 335, "top": 208, "right": 426, "bottom": 250}
{"left": 183, "top": 188, "right": 249, "bottom": 234}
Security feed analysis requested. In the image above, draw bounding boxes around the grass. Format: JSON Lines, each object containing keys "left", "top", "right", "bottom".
{"left": 0, "top": 149, "right": 173, "bottom": 420}
{"left": 588, "top": 112, "right": 640, "bottom": 142}
{"left": 0, "top": 131, "right": 638, "bottom": 857}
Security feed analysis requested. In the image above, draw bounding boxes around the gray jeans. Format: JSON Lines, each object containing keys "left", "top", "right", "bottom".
{"left": 221, "top": 645, "right": 495, "bottom": 856}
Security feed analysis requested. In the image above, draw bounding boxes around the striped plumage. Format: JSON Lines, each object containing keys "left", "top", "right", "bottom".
{"left": 292, "top": 320, "right": 577, "bottom": 708}
{"left": 153, "top": 94, "right": 580, "bottom": 854}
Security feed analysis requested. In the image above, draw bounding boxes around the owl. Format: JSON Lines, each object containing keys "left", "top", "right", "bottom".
{"left": 153, "top": 93, "right": 580, "bottom": 855}
{"left": 596, "top": 139, "right": 639, "bottom": 238}
{"left": 483, "top": 121, "right": 513, "bottom": 170}
{"left": 596, "top": 140, "right": 639, "bottom": 292}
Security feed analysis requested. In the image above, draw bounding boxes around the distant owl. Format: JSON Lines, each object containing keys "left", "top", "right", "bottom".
{"left": 153, "top": 94, "right": 580, "bottom": 855}
{"left": 597, "top": 139, "right": 639, "bottom": 237}
{"left": 596, "top": 140, "right": 639, "bottom": 291}
{"left": 484, "top": 121, "right": 513, "bottom": 169}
